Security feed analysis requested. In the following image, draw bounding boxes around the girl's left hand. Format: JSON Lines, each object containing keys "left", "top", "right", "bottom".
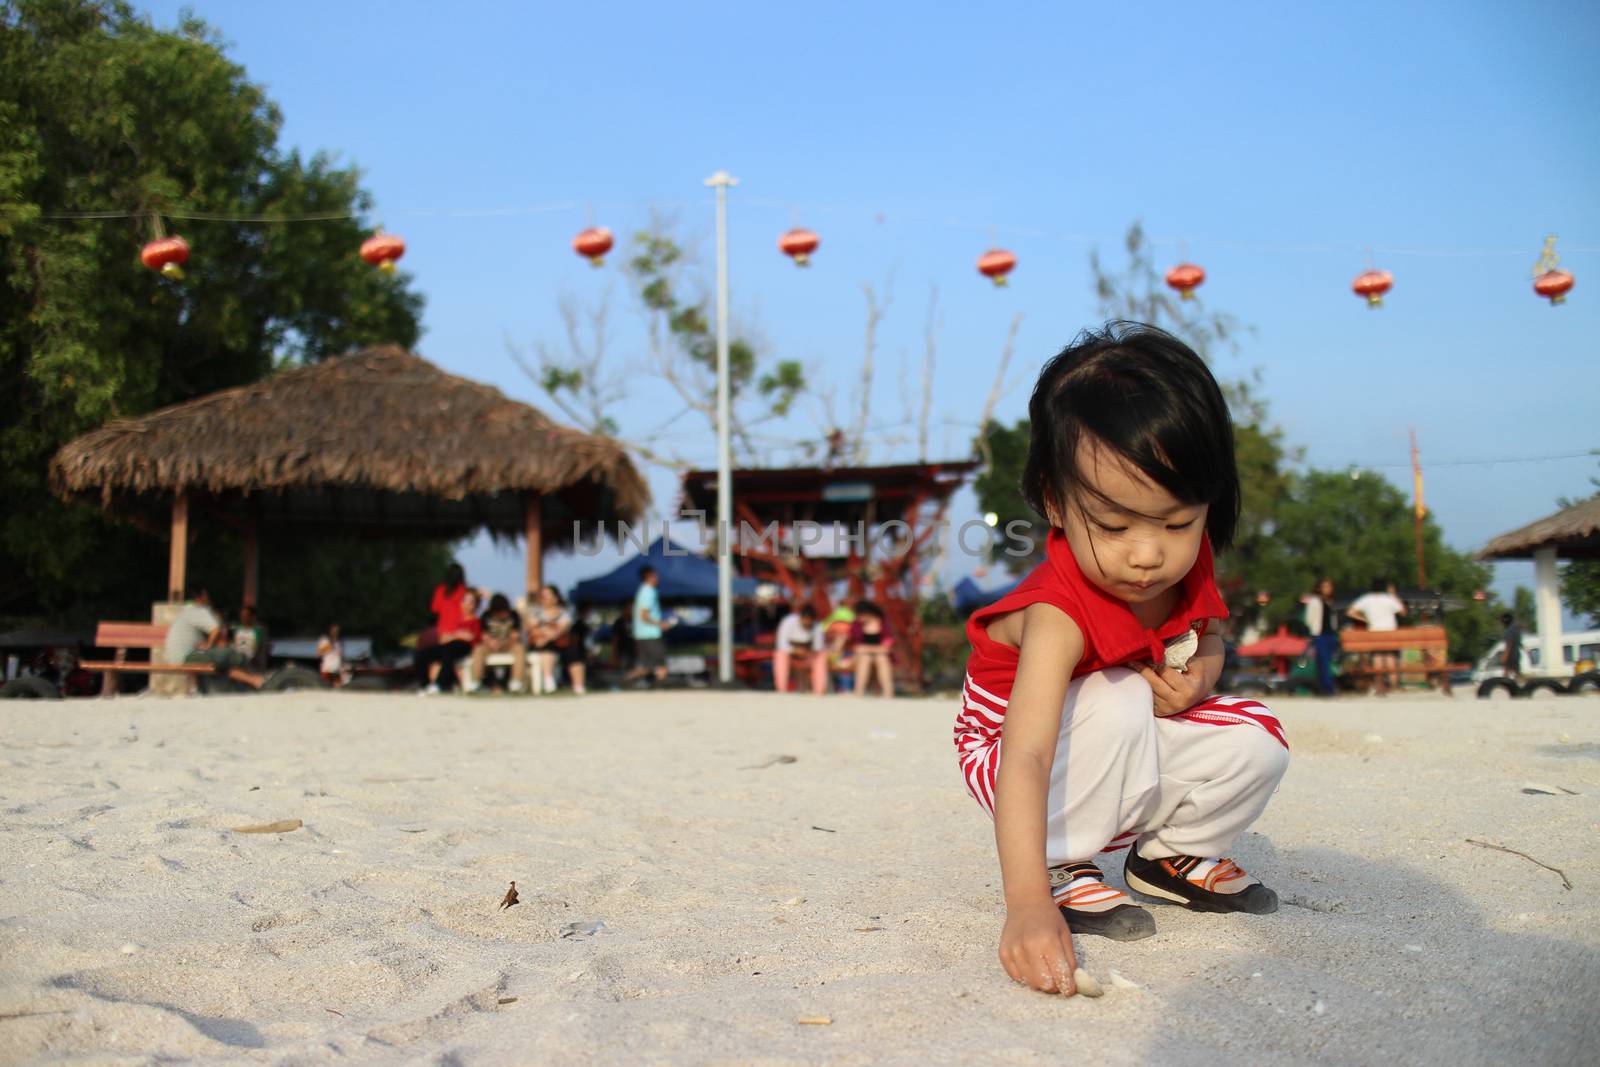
{"left": 1132, "top": 662, "right": 1209, "bottom": 717}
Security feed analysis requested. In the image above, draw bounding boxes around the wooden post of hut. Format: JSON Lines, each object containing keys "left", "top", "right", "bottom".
{"left": 152, "top": 490, "right": 192, "bottom": 695}
{"left": 168, "top": 491, "right": 189, "bottom": 603}
{"left": 525, "top": 493, "right": 543, "bottom": 596}
{"left": 242, "top": 506, "right": 260, "bottom": 611}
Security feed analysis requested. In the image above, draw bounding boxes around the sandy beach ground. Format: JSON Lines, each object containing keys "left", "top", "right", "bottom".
{"left": 2, "top": 687, "right": 1597, "bottom": 1066}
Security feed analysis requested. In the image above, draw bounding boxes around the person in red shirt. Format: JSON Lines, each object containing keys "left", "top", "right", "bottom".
{"left": 416, "top": 587, "right": 482, "bottom": 694}
{"left": 429, "top": 562, "right": 471, "bottom": 640}
{"left": 955, "top": 323, "right": 1288, "bottom": 997}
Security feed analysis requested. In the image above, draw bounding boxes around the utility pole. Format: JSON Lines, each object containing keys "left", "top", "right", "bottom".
{"left": 705, "top": 170, "right": 737, "bottom": 684}
{"left": 1410, "top": 428, "right": 1426, "bottom": 589}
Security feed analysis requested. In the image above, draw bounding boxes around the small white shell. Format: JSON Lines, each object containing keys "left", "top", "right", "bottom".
{"left": 1109, "top": 969, "right": 1141, "bottom": 990}
{"left": 1163, "top": 629, "right": 1200, "bottom": 671}
{"left": 1071, "top": 968, "right": 1104, "bottom": 998}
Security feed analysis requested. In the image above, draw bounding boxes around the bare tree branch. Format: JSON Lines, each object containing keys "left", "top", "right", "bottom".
{"left": 974, "top": 311, "right": 1024, "bottom": 470}
{"left": 920, "top": 284, "right": 940, "bottom": 461}
{"left": 851, "top": 274, "right": 894, "bottom": 464}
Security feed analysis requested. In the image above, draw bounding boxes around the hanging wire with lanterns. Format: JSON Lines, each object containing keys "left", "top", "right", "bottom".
{"left": 38, "top": 199, "right": 1594, "bottom": 306}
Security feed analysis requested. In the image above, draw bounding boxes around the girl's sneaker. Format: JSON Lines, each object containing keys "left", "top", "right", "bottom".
{"left": 1050, "top": 861, "right": 1156, "bottom": 941}
{"left": 1123, "top": 850, "right": 1278, "bottom": 914}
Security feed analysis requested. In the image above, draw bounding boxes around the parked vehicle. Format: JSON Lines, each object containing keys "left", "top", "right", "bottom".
{"left": 1472, "top": 628, "right": 1600, "bottom": 697}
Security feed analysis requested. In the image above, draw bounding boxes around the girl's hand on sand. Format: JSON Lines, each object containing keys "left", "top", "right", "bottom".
{"left": 999, "top": 901, "right": 1078, "bottom": 994}
{"left": 1134, "top": 662, "right": 1209, "bottom": 717}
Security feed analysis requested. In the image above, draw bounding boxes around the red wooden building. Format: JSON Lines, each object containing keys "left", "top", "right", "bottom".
{"left": 677, "top": 460, "right": 979, "bottom": 689}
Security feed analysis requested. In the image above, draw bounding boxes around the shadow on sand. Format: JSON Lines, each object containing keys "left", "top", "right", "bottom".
{"left": 1131, "top": 835, "right": 1599, "bottom": 1064}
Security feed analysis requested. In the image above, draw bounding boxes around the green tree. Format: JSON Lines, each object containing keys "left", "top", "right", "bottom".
{"left": 1557, "top": 470, "right": 1600, "bottom": 626}
{"left": 1247, "top": 469, "right": 1498, "bottom": 659}
{"left": 1562, "top": 563, "right": 1600, "bottom": 627}
{"left": 972, "top": 417, "right": 1041, "bottom": 571}
{"left": 1, "top": 0, "right": 437, "bottom": 633}
{"left": 1512, "top": 587, "right": 1537, "bottom": 629}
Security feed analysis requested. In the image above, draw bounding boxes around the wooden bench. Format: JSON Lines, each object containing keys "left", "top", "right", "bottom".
{"left": 1340, "top": 625, "right": 1468, "bottom": 695}
{"left": 81, "top": 621, "right": 263, "bottom": 696}
{"left": 80, "top": 622, "right": 203, "bottom": 696}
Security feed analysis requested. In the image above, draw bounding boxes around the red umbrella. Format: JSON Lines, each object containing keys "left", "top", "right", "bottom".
{"left": 1236, "top": 625, "right": 1308, "bottom": 677}
{"left": 1236, "top": 626, "right": 1308, "bottom": 658}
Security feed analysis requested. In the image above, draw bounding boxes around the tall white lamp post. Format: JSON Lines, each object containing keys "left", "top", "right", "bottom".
{"left": 705, "top": 169, "right": 737, "bottom": 684}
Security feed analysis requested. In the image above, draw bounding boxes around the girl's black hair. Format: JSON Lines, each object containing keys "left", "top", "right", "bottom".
{"left": 488, "top": 593, "right": 512, "bottom": 615}
{"left": 1021, "top": 321, "right": 1240, "bottom": 550}
{"left": 444, "top": 562, "right": 465, "bottom": 590}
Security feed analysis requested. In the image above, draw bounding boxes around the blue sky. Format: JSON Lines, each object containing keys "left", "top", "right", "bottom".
{"left": 141, "top": 0, "right": 1600, "bottom": 606}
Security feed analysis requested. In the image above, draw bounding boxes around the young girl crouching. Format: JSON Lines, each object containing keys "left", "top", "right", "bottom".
{"left": 955, "top": 322, "right": 1289, "bottom": 996}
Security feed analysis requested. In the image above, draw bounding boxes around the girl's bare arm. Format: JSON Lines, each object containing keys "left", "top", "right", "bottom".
{"left": 992, "top": 602, "right": 1084, "bottom": 992}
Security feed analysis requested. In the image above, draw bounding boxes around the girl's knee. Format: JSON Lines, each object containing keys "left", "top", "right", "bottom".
{"left": 1067, "top": 669, "right": 1155, "bottom": 746}
{"left": 1235, "top": 724, "right": 1290, "bottom": 783}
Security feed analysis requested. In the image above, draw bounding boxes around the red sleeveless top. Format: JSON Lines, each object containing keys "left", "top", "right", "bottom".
{"left": 959, "top": 528, "right": 1229, "bottom": 722}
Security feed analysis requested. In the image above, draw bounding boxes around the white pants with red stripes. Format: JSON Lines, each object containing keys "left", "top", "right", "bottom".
{"left": 974, "top": 668, "right": 1289, "bottom": 866}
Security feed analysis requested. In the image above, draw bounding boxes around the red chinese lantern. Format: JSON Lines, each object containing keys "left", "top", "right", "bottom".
{"left": 1352, "top": 269, "right": 1393, "bottom": 307}
{"left": 1255, "top": 590, "right": 1271, "bottom": 606}
{"left": 778, "top": 227, "right": 819, "bottom": 267}
{"left": 140, "top": 236, "right": 189, "bottom": 279}
{"left": 1472, "top": 590, "right": 1487, "bottom": 602}
{"left": 359, "top": 232, "right": 406, "bottom": 273}
{"left": 977, "top": 248, "right": 1016, "bottom": 287}
{"left": 1165, "top": 262, "right": 1205, "bottom": 300}
{"left": 1534, "top": 270, "right": 1574, "bottom": 306}
{"left": 572, "top": 226, "right": 614, "bottom": 267}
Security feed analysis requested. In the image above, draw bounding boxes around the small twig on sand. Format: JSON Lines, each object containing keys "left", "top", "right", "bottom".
{"left": 325, "top": 1008, "right": 345, "bottom": 1017}
{"left": 0, "top": 1009, "right": 71, "bottom": 1021}
{"left": 1465, "top": 838, "right": 1573, "bottom": 891}
{"left": 740, "top": 755, "right": 798, "bottom": 770}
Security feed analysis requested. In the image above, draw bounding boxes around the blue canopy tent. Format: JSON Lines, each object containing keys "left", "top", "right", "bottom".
{"left": 952, "top": 575, "right": 1020, "bottom": 616}
{"left": 572, "top": 536, "right": 758, "bottom": 604}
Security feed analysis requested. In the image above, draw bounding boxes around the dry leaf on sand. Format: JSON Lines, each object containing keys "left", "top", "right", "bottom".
{"left": 231, "top": 819, "right": 302, "bottom": 834}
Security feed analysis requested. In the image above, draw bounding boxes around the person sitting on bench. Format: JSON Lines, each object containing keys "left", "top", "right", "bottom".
{"left": 164, "top": 588, "right": 265, "bottom": 691}
{"left": 1346, "top": 578, "right": 1406, "bottom": 694}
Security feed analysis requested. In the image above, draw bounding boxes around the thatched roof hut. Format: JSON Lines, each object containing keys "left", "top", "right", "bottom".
{"left": 1475, "top": 495, "right": 1600, "bottom": 681}
{"left": 1477, "top": 497, "right": 1600, "bottom": 561}
{"left": 50, "top": 345, "right": 649, "bottom": 602}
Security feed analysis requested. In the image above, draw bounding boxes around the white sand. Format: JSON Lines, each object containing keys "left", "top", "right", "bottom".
{"left": 2, "top": 689, "right": 1597, "bottom": 1065}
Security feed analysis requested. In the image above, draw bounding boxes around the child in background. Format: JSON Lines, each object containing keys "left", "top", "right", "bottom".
{"left": 317, "top": 623, "right": 344, "bottom": 687}
{"left": 773, "top": 603, "right": 829, "bottom": 694}
{"left": 471, "top": 594, "right": 527, "bottom": 693}
{"left": 955, "top": 323, "right": 1289, "bottom": 997}
{"left": 233, "top": 605, "right": 265, "bottom": 672}
{"left": 850, "top": 600, "right": 895, "bottom": 697}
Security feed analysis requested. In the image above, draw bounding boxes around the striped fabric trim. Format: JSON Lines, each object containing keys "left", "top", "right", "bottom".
{"left": 1172, "top": 695, "right": 1289, "bottom": 750}
{"left": 965, "top": 675, "right": 1010, "bottom": 709}
{"left": 1053, "top": 876, "right": 1132, "bottom": 911}
{"left": 1094, "top": 829, "right": 1140, "bottom": 855}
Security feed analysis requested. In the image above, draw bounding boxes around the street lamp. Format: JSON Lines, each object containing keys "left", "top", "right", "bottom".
{"left": 705, "top": 170, "right": 737, "bottom": 684}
